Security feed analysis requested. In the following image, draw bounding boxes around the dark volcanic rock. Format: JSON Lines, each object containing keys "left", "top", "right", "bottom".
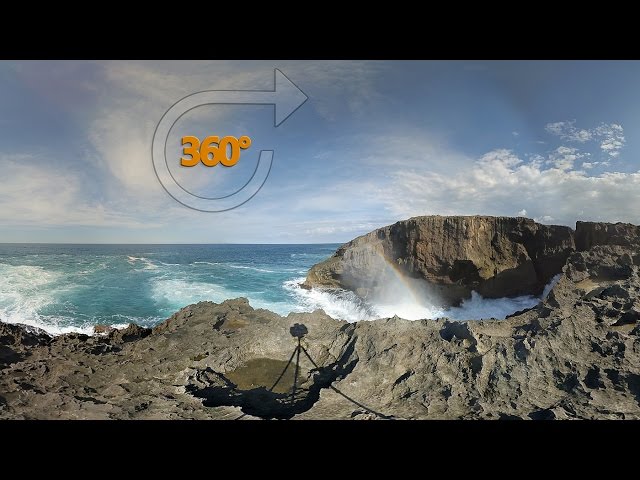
{"left": 304, "top": 216, "right": 575, "bottom": 305}
{"left": 1, "top": 219, "right": 640, "bottom": 420}
{"left": 575, "top": 221, "right": 640, "bottom": 251}
{"left": 0, "top": 322, "right": 51, "bottom": 349}
{"left": 109, "top": 324, "right": 151, "bottom": 343}
{"left": 94, "top": 325, "right": 115, "bottom": 335}
{"left": 0, "top": 323, "right": 51, "bottom": 369}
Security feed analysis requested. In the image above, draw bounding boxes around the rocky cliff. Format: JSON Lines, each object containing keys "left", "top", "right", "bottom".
{"left": 575, "top": 220, "right": 640, "bottom": 251}
{"left": 304, "top": 216, "right": 575, "bottom": 305}
{"left": 1, "top": 220, "right": 639, "bottom": 420}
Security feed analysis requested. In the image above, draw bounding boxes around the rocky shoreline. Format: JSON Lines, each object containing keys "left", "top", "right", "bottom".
{"left": 1, "top": 217, "right": 640, "bottom": 419}
{"left": 304, "top": 216, "right": 577, "bottom": 305}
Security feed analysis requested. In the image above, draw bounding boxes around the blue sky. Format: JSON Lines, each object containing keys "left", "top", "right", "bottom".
{"left": 0, "top": 60, "right": 639, "bottom": 243}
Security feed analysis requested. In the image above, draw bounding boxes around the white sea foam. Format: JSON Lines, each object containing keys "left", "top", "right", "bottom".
{"left": 443, "top": 292, "right": 539, "bottom": 321}
{"left": 2, "top": 315, "right": 97, "bottom": 336}
{"left": 283, "top": 278, "right": 373, "bottom": 321}
{"left": 371, "top": 302, "right": 447, "bottom": 320}
{"left": 226, "top": 264, "right": 276, "bottom": 273}
{"left": 0, "top": 249, "right": 566, "bottom": 336}
{"left": 110, "top": 322, "right": 134, "bottom": 330}
{"left": 126, "top": 256, "right": 158, "bottom": 270}
{"left": 150, "top": 278, "right": 236, "bottom": 306}
{"left": 151, "top": 277, "right": 294, "bottom": 316}
{"left": 282, "top": 274, "right": 560, "bottom": 322}
{"left": 0, "top": 264, "right": 62, "bottom": 330}
{"left": 0, "top": 263, "right": 144, "bottom": 336}
{"left": 192, "top": 261, "right": 276, "bottom": 273}
{"left": 75, "top": 262, "right": 108, "bottom": 276}
{"left": 542, "top": 274, "right": 562, "bottom": 299}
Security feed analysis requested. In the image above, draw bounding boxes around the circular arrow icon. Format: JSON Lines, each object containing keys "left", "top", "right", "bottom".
{"left": 152, "top": 69, "right": 307, "bottom": 212}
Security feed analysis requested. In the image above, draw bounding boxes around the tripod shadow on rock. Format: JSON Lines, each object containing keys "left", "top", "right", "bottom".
{"left": 186, "top": 323, "right": 358, "bottom": 419}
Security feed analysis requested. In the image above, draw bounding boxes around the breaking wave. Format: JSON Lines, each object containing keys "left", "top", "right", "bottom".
{"left": 283, "top": 275, "right": 561, "bottom": 322}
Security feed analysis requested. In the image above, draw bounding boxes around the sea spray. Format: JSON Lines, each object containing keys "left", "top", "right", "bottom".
{"left": 0, "top": 244, "right": 560, "bottom": 335}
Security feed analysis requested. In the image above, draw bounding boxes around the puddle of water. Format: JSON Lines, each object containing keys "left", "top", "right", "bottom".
{"left": 226, "top": 358, "right": 307, "bottom": 395}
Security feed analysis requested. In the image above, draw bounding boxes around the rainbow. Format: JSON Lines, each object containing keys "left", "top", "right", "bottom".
{"left": 369, "top": 249, "right": 426, "bottom": 306}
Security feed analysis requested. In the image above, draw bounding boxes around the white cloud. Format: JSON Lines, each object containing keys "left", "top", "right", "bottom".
{"left": 2, "top": 61, "right": 637, "bottom": 243}
{"left": 581, "top": 161, "right": 611, "bottom": 170}
{"left": 89, "top": 60, "right": 387, "bottom": 209}
{"left": 517, "top": 209, "right": 527, "bottom": 216}
{"left": 0, "top": 61, "right": 393, "bottom": 242}
{"left": 595, "top": 123, "right": 625, "bottom": 157}
{"left": 545, "top": 121, "right": 592, "bottom": 142}
{"left": 545, "top": 120, "right": 626, "bottom": 158}
{"left": 91, "top": 62, "right": 269, "bottom": 196}
{"left": 0, "top": 155, "right": 155, "bottom": 227}
{"left": 382, "top": 147, "right": 640, "bottom": 226}
{"left": 547, "top": 146, "right": 587, "bottom": 171}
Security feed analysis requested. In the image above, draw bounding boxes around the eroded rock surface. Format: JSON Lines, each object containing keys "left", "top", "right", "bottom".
{"left": 303, "top": 216, "right": 575, "bottom": 305}
{"left": 1, "top": 222, "right": 639, "bottom": 420}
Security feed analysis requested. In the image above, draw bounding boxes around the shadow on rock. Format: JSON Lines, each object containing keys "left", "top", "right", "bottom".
{"left": 186, "top": 330, "right": 358, "bottom": 420}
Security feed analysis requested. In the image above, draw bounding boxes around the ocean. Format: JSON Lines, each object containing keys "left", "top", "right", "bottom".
{"left": 0, "top": 244, "right": 553, "bottom": 335}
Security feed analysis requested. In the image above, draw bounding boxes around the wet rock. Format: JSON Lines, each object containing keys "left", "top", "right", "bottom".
{"left": 1, "top": 221, "right": 640, "bottom": 420}
{"left": 109, "top": 324, "right": 151, "bottom": 343}
{"left": 94, "top": 325, "right": 116, "bottom": 335}
{"left": 304, "top": 216, "right": 574, "bottom": 305}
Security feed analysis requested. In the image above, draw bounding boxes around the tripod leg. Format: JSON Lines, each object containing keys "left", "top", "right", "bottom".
{"left": 291, "top": 338, "right": 301, "bottom": 403}
{"left": 269, "top": 345, "right": 298, "bottom": 392}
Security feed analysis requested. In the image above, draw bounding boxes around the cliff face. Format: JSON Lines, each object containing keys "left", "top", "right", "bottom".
{"left": 575, "top": 221, "right": 640, "bottom": 251}
{"left": 304, "top": 216, "right": 575, "bottom": 305}
{"left": 1, "top": 225, "right": 640, "bottom": 420}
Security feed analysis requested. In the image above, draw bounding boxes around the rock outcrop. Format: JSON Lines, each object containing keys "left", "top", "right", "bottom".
{"left": 575, "top": 221, "right": 640, "bottom": 252}
{"left": 304, "top": 216, "right": 575, "bottom": 305}
{"left": 1, "top": 220, "right": 640, "bottom": 420}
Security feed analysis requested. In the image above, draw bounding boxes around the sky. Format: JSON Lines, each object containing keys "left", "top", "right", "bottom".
{"left": 0, "top": 60, "right": 639, "bottom": 243}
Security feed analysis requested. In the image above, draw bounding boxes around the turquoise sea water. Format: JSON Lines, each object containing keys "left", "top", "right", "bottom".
{"left": 0, "top": 244, "right": 344, "bottom": 334}
{"left": 0, "top": 243, "right": 555, "bottom": 335}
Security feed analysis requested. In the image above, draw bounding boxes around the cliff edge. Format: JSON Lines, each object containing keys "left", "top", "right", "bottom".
{"left": 1, "top": 219, "right": 639, "bottom": 420}
{"left": 304, "top": 216, "right": 575, "bottom": 305}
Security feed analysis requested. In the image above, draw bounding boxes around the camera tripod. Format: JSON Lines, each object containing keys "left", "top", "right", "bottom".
{"left": 236, "top": 323, "right": 393, "bottom": 419}
{"left": 268, "top": 323, "right": 311, "bottom": 403}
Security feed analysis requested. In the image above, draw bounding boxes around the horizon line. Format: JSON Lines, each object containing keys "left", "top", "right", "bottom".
{"left": 0, "top": 242, "right": 344, "bottom": 246}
